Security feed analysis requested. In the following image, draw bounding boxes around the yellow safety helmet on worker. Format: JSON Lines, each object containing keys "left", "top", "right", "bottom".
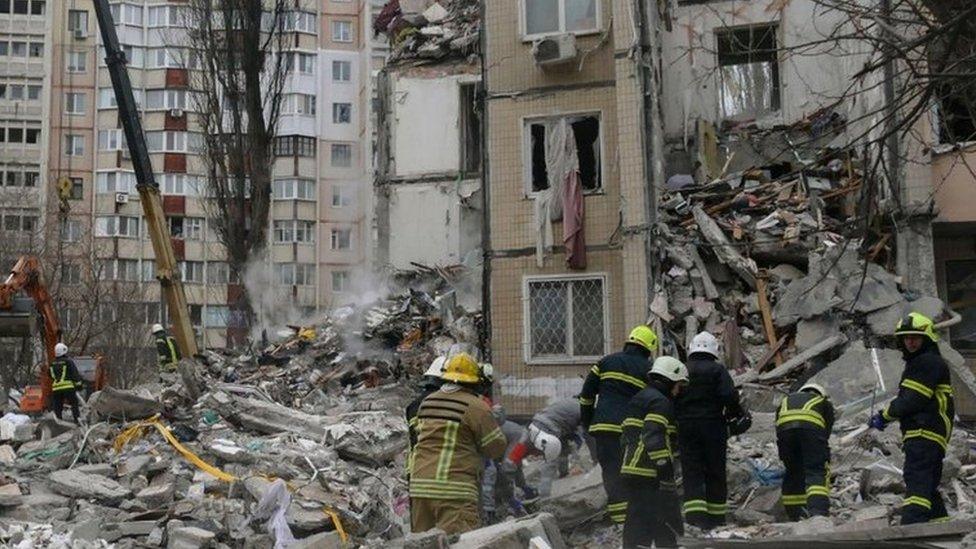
{"left": 627, "top": 325, "right": 659, "bottom": 352}
{"left": 441, "top": 352, "right": 481, "bottom": 384}
{"left": 895, "top": 312, "right": 939, "bottom": 343}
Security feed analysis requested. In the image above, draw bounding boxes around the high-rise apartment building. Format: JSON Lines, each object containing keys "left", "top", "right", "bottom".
{"left": 3, "top": 0, "right": 386, "bottom": 356}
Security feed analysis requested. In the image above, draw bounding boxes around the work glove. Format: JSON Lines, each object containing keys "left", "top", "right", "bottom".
{"left": 869, "top": 412, "right": 888, "bottom": 431}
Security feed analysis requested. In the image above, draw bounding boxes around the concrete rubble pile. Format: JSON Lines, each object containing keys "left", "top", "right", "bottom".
{"left": 373, "top": 0, "right": 480, "bottom": 64}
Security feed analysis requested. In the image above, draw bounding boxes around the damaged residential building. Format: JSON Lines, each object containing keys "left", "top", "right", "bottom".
{"left": 373, "top": 0, "right": 484, "bottom": 308}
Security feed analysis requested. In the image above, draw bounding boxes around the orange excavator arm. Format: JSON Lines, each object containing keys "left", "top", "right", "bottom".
{"left": 0, "top": 256, "right": 61, "bottom": 404}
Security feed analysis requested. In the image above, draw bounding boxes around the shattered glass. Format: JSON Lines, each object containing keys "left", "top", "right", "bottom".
{"left": 719, "top": 61, "right": 779, "bottom": 120}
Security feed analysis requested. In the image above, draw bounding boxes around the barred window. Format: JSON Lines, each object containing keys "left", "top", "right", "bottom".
{"left": 525, "top": 276, "right": 607, "bottom": 363}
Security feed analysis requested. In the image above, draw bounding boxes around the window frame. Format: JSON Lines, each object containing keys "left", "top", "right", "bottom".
{"left": 331, "top": 20, "right": 352, "bottom": 43}
{"left": 522, "top": 273, "right": 610, "bottom": 365}
{"left": 331, "top": 143, "right": 352, "bottom": 167}
{"left": 714, "top": 23, "right": 782, "bottom": 121}
{"left": 332, "top": 102, "right": 352, "bottom": 124}
{"left": 332, "top": 60, "right": 351, "bottom": 82}
{"left": 521, "top": 110, "right": 605, "bottom": 196}
{"left": 520, "top": 0, "right": 603, "bottom": 41}
{"left": 66, "top": 50, "right": 87, "bottom": 73}
{"left": 65, "top": 134, "right": 85, "bottom": 156}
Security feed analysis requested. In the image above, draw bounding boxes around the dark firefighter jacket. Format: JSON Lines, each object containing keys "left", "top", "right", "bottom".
{"left": 155, "top": 335, "right": 180, "bottom": 366}
{"left": 775, "top": 391, "right": 835, "bottom": 434}
{"left": 675, "top": 354, "right": 744, "bottom": 421}
{"left": 882, "top": 343, "right": 955, "bottom": 451}
{"left": 579, "top": 346, "right": 652, "bottom": 435}
{"left": 620, "top": 381, "right": 678, "bottom": 480}
{"left": 50, "top": 358, "right": 83, "bottom": 393}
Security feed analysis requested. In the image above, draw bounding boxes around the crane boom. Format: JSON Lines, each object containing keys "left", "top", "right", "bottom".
{"left": 92, "top": 0, "right": 198, "bottom": 358}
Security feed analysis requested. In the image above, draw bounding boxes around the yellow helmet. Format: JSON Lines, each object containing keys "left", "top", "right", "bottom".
{"left": 628, "top": 325, "right": 658, "bottom": 352}
{"left": 895, "top": 312, "right": 939, "bottom": 343}
{"left": 442, "top": 353, "right": 480, "bottom": 384}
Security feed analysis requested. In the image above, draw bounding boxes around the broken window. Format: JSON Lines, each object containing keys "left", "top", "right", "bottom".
{"left": 459, "top": 83, "right": 482, "bottom": 173}
{"left": 526, "top": 276, "right": 606, "bottom": 362}
{"left": 524, "top": 0, "right": 600, "bottom": 37}
{"left": 526, "top": 114, "right": 602, "bottom": 193}
{"left": 935, "top": 85, "right": 976, "bottom": 144}
{"left": 945, "top": 259, "right": 976, "bottom": 350}
{"left": 716, "top": 24, "right": 781, "bottom": 120}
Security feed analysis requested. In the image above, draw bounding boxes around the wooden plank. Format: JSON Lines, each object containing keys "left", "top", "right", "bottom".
{"left": 755, "top": 274, "right": 782, "bottom": 367}
{"left": 755, "top": 335, "right": 788, "bottom": 372}
{"left": 758, "top": 334, "right": 847, "bottom": 381}
{"left": 692, "top": 206, "right": 757, "bottom": 289}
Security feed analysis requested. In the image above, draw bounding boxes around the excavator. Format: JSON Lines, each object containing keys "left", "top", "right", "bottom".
{"left": 1, "top": 0, "right": 199, "bottom": 412}
{"left": 0, "top": 256, "right": 107, "bottom": 412}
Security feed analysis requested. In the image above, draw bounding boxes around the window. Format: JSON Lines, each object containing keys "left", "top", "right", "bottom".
{"left": 60, "top": 263, "right": 81, "bottom": 285}
{"left": 148, "top": 48, "right": 199, "bottom": 70}
{"left": 68, "top": 9, "right": 88, "bottom": 34}
{"left": 945, "top": 260, "right": 976, "bottom": 350}
{"left": 69, "top": 177, "right": 83, "bottom": 200}
{"left": 330, "top": 227, "right": 351, "bottom": 250}
{"left": 169, "top": 217, "right": 203, "bottom": 240}
{"left": 25, "top": 128, "right": 39, "bottom": 144}
{"left": 65, "top": 92, "right": 86, "bottom": 115}
{"left": 146, "top": 131, "right": 201, "bottom": 153}
{"left": 525, "top": 114, "right": 601, "bottom": 193}
{"left": 29, "top": 0, "right": 42, "bottom": 15}
{"left": 12, "top": 0, "right": 26, "bottom": 14}
{"left": 717, "top": 25, "right": 780, "bottom": 120}
{"left": 936, "top": 87, "right": 976, "bottom": 144}
{"left": 0, "top": 42, "right": 6, "bottom": 56}
{"left": 146, "top": 89, "right": 187, "bottom": 110}
{"left": 8, "top": 128, "right": 23, "bottom": 143}
{"left": 207, "top": 262, "right": 229, "bottom": 284}
{"left": 274, "top": 220, "right": 315, "bottom": 243}
{"left": 332, "top": 60, "right": 351, "bottom": 82}
{"left": 67, "top": 51, "right": 87, "bottom": 72}
{"left": 24, "top": 170, "right": 38, "bottom": 187}
{"left": 162, "top": 174, "right": 201, "bottom": 196}
{"left": 180, "top": 261, "right": 204, "bottom": 284}
{"left": 99, "top": 87, "right": 143, "bottom": 109}
{"left": 103, "top": 259, "right": 140, "bottom": 281}
{"left": 460, "top": 83, "right": 482, "bottom": 172}
{"left": 273, "top": 178, "right": 315, "bottom": 200}
{"left": 274, "top": 135, "right": 316, "bottom": 157}
{"left": 282, "top": 94, "right": 316, "bottom": 116}
{"left": 1, "top": 209, "right": 38, "bottom": 232}
{"left": 284, "top": 52, "right": 315, "bottom": 75}
{"left": 60, "top": 220, "right": 82, "bottom": 242}
{"left": 65, "top": 135, "right": 84, "bottom": 156}
{"left": 98, "top": 129, "right": 126, "bottom": 151}
{"left": 525, "top": 276, "right": 607, "bottom": 362}
{"left": 332, "top": 102, "right": 351, "bottom": 124}
{"left": 283, "top": 11, "right": 316, "bottom": 33}
{"left": 274, "top": 263, "right": 315, "bottom": 286}
{"left": 332, "top": 270, "right": 350, "bottom": 293}
{"left": 110, "top": 3, "right": 144, "bottom": 26}
{"left": 205, "top": 305, "right": 230, "bottom": 328}
{"left": 101, "top": 45, "right": 145, "bottom": 68}
{"left": 28, "top": 42, "right": 42, "bottom": 57}
{"left": 524, "top": 0, "right": 600, "bottom": 38}
{"left": 332, "top": 20, "right": 352, "bottom": 42}
{"left": 148, "top": 5, "right": 183, "bottom": 27}
{"left": 27, "top": 85, "right": 41, "bottom": 100}
{"left": 95, "top": 215, "right": 140, "bottom": 238}
{"left": 331, "top": 184, "right": 352, "bottom": 207}
{"left": 97, "top": 171, "right": 137, "bottom": 193}
{"left": 10, "top": 42, "right": 26, "bottom": 57}
{"left": 331, "top": 143, "right": 352, "bottom": 167}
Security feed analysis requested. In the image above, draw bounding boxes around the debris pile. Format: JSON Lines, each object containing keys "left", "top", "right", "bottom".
{"left": 373, "top": 0, "right": 480, "bottom": 64}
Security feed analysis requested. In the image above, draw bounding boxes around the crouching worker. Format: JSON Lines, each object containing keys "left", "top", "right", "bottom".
{"left": 776, "top": 383, "right": 834, "bottom": 520}
{"left": 621, "top": 357, "right": 688, "bottom": 549}
{"left": 482, "top": 405, "right": 539, "bottom": 523}
{"left": 506, "top": 398, "right": 589, "bottom": 498}
{"left": 408, "top": 353, "right": 507, "bottom": 535}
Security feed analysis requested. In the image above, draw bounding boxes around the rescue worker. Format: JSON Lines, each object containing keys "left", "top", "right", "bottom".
{"left": 620, "top": 356, "right": 688, "bottom": 549}
{"left": 153, "top": 324, "right": 180, "bottom": 372}
{"left": 775, "top": 382, "right": 835, "bottom": 520}
{"left": 579, "top": 325, "right": 658, "bottom": 525}
{"left": 506, "top": 398, "right": 588, "bottom": 497}
{"left": 50, "top": 343, "right": 84, "bottom": 423}
{"left": 483, "top": 405, "right": 538, "bottom": 523}
{"left": 408, "top": 353, "right": 507, "bottom": 535}
{"left": 676, "top": 331, "right": 745, "bottom": 529}
{"left": 406, "top": 357, "right": 447, "bottom": 448}
{"left": 869, "top": 312, "right": 954, "bottom": 524}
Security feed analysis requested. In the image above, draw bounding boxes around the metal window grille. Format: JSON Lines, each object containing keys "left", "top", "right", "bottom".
{"left": 527, "top": 277, "right": 605, "bottom": 361}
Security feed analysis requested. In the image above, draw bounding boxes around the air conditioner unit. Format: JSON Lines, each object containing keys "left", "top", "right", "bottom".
{"left": 532, "top": 33, "right": 578, "bottom": 67}
{"left": 73, "top": 28, "right": 88, "bottom": 40}
{"left": 115, "top": 192, "right": 130, "bottom": 204}
{"left": 169, "top": 108, "right": 184, "bottom": 118}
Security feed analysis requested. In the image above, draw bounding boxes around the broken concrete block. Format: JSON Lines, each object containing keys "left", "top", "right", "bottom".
{"left": 0, "top": 444, "right": 15, "bottom": 465}
{"left": 203, "top": 391, "right": 329, "bottom": 438}
{"left": 327, "top": 411, "right": 408, "bottom": 466}
{"left": 757, "top": 334, "right": 847, "bottom": 381}
{"left": 291, "top": 531, "right": 342, "bottom": 549}
{"left": 731, "top": 508, "right": 773, "bottom": 526}
{"left": 287, "top": 503, "right": 332, "bottom": 534}
{"left": 36, "top": 418, "right": 77, "bottom": 440}
{"left": 404, "top": 528, "right": 448, "bottom": 549}
{"left": 0, "top": 413, "right": 34, "bottom": 442}
{"left": 48, "top": 469, "right": 131, "bottom": 504}
{"left": 838, "top": 266, "right": 903, "bottom": 313}
{"left": 88, "top": 386, "right": 163, "bottom": 420}
{"left": 807, "top": 341, "right": 903, "bottom": 414}
{"left": 117, "top": 455, "right": 153, "bottom": 477}
{"left": 167, "top": 526, "right": 216, "bottom": 549}
{"left": 0, "top": 481, "right": 23, "bottom": 506}
{"left": 795, "top": 315, "right": 842, "bottom": 352}
{"left": 422, "top": 2, "right": 448, "bottom": 23}
{"left": 867, "top": 302, "right": 907, "bottom": 336}
{"left": 137, "top": 482, "right": 175, "bottom": 508}
{"left": 859, "top": 463, "right": 904, "bottom": 496}
{"left": 851, "top": 505, "right": 889, "bottom": 522}
{"left": 773, "top": 276, "right": 842, "bottom": 327}
{"left": 453, "top": 513, "right": 566, "bottom": 549}
{"left": 539, "top": 467, "right": 607, "bottom": 529}
{"left": 788, "top": 515, "right": 834, "bottom": 536}
{"left": 74, "top": 463, "right": 115, "bottom": 476}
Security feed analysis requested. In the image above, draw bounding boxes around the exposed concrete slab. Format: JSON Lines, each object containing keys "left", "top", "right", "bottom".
{"left": 48, "top": 469, "right": 131, "bottom": 504}
{"left": 452, "top": 513, "right": 566, "bottom": 549}
{"left": 773, "top": 276, "right": 843, "bottom": 328}
{"left": 538, "top": 467, "right": 607, "bottom": 529}
{"left": 807, "top": 341, "right": 903, "bottom": 415}
{"left": 795, "top": 315, "right": 842, "bottom": 352}
{"left": 88, "top": 386, "right": 163, "bottom": 420}
{"left": 203, "top": 391, "right": 330, "bottom": 438}
{"left": 758, "top": 335, "right": 847, "bottom": 381}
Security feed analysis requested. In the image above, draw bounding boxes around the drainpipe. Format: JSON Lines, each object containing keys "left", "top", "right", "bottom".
{"left": 635, "top": 0, "right": 663, "bottom": 313}
{"left": 478, "top": 0, "right": 492, "bottom": 361}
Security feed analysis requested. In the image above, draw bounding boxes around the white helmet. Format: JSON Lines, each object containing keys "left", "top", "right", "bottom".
{"left": 480, "top": 363, "right": 494, "bottom": 383}
{"left": 54, "top": 343, "right": 68, "bottom": 357}
{"left": 800, "top": 382, "right": 827, "bottom": 397}
{"left": 689, "top": 331, "right": 720, "bottom": 359}
{"left": 650, "top": 356, "right": 689, "bottom": 383}
{"left": 151, "top": 323, "right": 165, "bottom": 334}
{"left": 423, "top": 356, "right": 447, "bottom": 379}
{"left": 532, "top": 430, "right": 562, "bottom": 463}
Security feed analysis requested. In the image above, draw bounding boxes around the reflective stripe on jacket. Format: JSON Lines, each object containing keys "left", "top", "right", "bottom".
{"left": 620, "top": 383, "right": 677, "bottom": 480}
{"left": 579, "top": 346, "right": 652, "bottom": 434}
{"left": 882, "top": 346, "right": 955, "bottom": 451}
{"left": 50, "top": 358, "right": 79, "bottom": 392}
{"left": 775, "top": 391, "right": 834, "bottom": 433}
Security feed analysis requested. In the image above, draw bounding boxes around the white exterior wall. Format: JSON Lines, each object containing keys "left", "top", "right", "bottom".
{"left": 319, "top": 50, "right": 360, "bottom": 142}
{"left": 387, "top": 180, "right": 481, "bottom": 269}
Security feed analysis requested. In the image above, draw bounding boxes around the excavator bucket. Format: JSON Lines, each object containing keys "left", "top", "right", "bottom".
{"left": 0, "top": 296, "right": 35, "bottom": 337}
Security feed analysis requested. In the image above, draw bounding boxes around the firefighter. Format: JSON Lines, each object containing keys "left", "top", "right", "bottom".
{"left": 50, "top": 343, "right": 84, "bottom": 423}
{"left": 152, "top": 324, "right": 180, "bottom": 372}
{"left": 506, "top": 398, "right": 588, "bottom": 497}
{"left": 408, "top": 353, "right": 507, "bottom": 535}
{"left": 775, "top": 382, "right": 835, "bottom": 520}
{"left": 676, "top": 331, "right": 746, "bottom": 529}
{"left": 579, "top": 325, "right": 658, "bottom": 525}
{"left": 483, "top": 405, "right": 538, "bottom": 523}
{"left": 406, "top": 357, "right": 447, "bottom": 448}
{"left": 620, "top": 356, "right": 688, "bottom": 549}
{"left": 869, "top": 312, "right": 954, "bottom": 525}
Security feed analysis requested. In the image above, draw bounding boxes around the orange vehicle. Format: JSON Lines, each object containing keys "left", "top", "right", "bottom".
{"left": 0, "top": 256, "right": 107, "bottom": 413}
